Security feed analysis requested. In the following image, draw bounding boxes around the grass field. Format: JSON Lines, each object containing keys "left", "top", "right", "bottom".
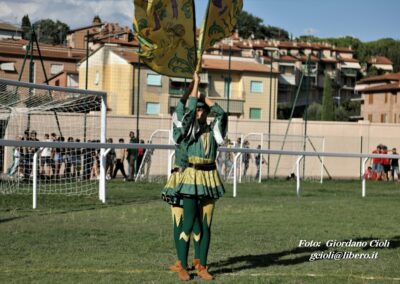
{"left": 1, "top": 179, "right": 400, "bottom": 283}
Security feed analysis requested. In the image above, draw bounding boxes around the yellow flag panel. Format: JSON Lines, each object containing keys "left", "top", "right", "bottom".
{"left": 133, "top": 0, "right": 243, "bottom": 78}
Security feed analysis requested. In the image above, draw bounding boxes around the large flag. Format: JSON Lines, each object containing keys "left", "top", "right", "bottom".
{"left": 133, "top": 0, "right": 197, "bottom": 78}
{"left": 196, "top": 0, "right": 243, "bottom": 72}
{"left": 133, "top": 0, "right": 243, "bottom": 78}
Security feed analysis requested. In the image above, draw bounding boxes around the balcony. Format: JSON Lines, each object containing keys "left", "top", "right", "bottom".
{"left": 301, "top": 65, "right": 317, "bottom": 77}
{"left": 169, "top": 86, "right": 207, "bottom": 96}
{"left": 341, "top": 69, "right": 358, "bottom": 77}
{"left": 169, "top": 95, "right": 244, "bottom": 115}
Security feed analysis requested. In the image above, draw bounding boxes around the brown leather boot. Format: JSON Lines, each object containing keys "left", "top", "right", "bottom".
{"left": 192, "top": 258, "right": 200, "bottom": 270}
{"left": 169, "top": 260, "right": 181, "bottom": 272}
{"left": 197, "top": 265, "right": 213, "bottom": 280}
{"left": 175, "top": 261, "right": 190, "bottom": 281}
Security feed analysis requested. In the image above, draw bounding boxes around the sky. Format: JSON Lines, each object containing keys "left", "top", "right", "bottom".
{"left": 0, "top": 0, "right": 399, "bottom": 42}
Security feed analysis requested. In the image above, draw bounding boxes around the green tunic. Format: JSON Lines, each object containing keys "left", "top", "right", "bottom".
{"left": 176, "top": 101, "right": 227, "bottom": 200}
{"left": 161, "top": 97, "right": 197, "bottom": 205}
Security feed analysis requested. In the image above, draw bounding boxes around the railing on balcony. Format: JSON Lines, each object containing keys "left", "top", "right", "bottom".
{"left": 301, "top": 65, "right": 318, "bottom": 77}
{"left": 169, "top": 95, "right": 244, "bottom": 115}
{"left": 341, "top": 69, "right": 358, "bottom": 77}
{"left": 169, "top": 87, "right": 207, "bottom": 96}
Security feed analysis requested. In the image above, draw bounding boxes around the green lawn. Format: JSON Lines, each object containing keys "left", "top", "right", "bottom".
{"left": 1, "top": 180, "right": 400, "bottom": 283}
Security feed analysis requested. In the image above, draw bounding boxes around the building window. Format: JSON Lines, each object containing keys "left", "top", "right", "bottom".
{"left": 368, "top": 114, "right": 373, "bottom": 122}
{"left": 146, "top": 102, "right": 160, "bottom": 115}
{"left": 381, "top": 113, "right": 387, "bottom": 123}
{"left": 250, "top": 81, "right": 263, "bottom": 93}
{"left": 368, "top": 95, "right": 373, "bottom": 104}
{"left": 249, "top": 108, "right": 261, "bottom": 119}
{"left": 94, "top": 70, "right": 100, "bottom": 85}
{"left": 0, "top": 62, "right": 16, "bottom": 71}
{"left": 224, "top": 78, "right": 231, "bottom": 98}
{"left": 147, "top": 74, "right": 162, "bottom": 86}
{"left": 50, "top": 64, "right": 64, "bottom": 75}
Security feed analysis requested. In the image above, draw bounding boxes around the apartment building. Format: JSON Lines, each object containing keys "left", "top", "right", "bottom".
{"left": 367, "top": 56, "right": 393, "bottom": 74}
{"left": 0, "top": 38, "right": 85, "bottom": 86}
{"left": 0, "top": 22, "right": 22, "bottom": 40}
{"left": 357, "top": 73, "right": 400, "bottom": 123}
{"left": 209, "top": 35, "right": 362, "bottom": 116}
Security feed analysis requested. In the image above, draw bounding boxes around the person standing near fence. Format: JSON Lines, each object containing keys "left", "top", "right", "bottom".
{"left": 161, "top": 74, "right": 202, "bottom": 280}
{"left": 112, "top": 138, "right": 128, "bottom": 181}
{"left": 390, "top": 148, "right": 399, "bottom": 181}
{"left": 175, "top": 78, "right": 228, "bottom": 280}
{"left": 127, "top": 131, "right": 138, "bottom": 180}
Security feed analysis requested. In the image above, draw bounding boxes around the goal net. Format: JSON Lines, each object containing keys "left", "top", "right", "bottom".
{"left": 0, "top": 78, "right": 106, "bottom": 197}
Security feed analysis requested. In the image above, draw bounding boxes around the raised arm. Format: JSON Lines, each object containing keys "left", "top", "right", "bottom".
{"left": 172, "top": 73, "right": 200, "bottom": 144}
{"left": 203, "top": 96, "right": 227, "bottom": 145}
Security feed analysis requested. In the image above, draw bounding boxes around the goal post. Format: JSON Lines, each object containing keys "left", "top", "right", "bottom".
{"left": 0, "top": 78, "right": 107, "bottom": 207}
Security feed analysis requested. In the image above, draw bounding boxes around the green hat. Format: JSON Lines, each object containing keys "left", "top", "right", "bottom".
{"left": 196, "top": 101, "right": 210, "bottom": 111}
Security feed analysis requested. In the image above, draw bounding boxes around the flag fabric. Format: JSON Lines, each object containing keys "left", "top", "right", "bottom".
{"left": 196, "top": 0, "right": 243, "bottom": 72}
{"left": 133, "top": 0, "right": 243, "bottom": 78}
{"left": 133, "top": 0, "right": 197, "bottom": 78}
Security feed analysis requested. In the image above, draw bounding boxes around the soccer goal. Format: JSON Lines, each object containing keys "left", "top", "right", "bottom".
{"left": 0, "top": 78, "right": 107, "bottom": 206}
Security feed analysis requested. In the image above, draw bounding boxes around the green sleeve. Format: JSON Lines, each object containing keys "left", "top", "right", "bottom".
{"left": 210, "top": 103, "right": 228, "bottom": 145}
{"left": 172, "top": 97, "right": 197, "bottom": 144}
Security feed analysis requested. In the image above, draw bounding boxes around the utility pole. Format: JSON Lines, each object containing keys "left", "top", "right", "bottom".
{"left": 267, "top": 53, "right": 273, "bottom": 179}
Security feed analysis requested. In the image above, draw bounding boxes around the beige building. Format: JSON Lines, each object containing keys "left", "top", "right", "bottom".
{"left": 357, "top": 73, "right": 400, "bottom": 123}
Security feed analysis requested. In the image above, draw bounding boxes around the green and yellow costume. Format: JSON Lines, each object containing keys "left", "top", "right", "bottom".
{"left": 176, "top": 99, "right": 227, "bottom": 268}
{"left": 161, "top": 97, "right": 201, "bottom": 266}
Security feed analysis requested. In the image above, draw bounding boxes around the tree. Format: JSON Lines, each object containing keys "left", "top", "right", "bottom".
{"left": 236, "top": 10, "right": 289, "bottom": 40}
{"left": 334, "top": 106, "right": 348, "bottom": 121}
{"left": 21, "top": 15, "right": 31, "bottom": 40}
{"left": 32, "top": 19, "right": 70, "bottom": 45}
{"left": 306, "top": 103, "right": 322, "bottom": 121}
{"left": 321, "top": 73, "right": 334, "bottom": 121}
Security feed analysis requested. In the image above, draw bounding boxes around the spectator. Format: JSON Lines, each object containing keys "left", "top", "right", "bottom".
{"left": 127, "top": 131, "right": 138, "bottom": 180}
{"left": 90, "top": 140, "right": 100, "bottom": 180}
{"left": 391, "top": 148, "right": 399, "bottom": 181}
{"left": 381, "top": 145, "right": 390, "bottom": 181}
{"left": 27, "top": 130, "right": 39, "bottom": 178}
{"left": 136, "top": 139, "right": 145, "bottom": 176}
{"left": 50, "top": 133, "right": 57, "bottom": 177}
{"left": 40, "top": 133, "right": 52, "bottom": 179}
{"left": 7, "top": 136, "right": 22, "bottom": 177}
{"left": 242, "top": 140, "right": 251, "bottom": 178}
{"left": 112, "top": 138, "right": 128, "bottom": 180}
{"left": 64, "top": 137, "right": 74, "bottom": 178}
{"left": 54, "top": 137, "right": 64, "bottom": 179}
{"left": 20, "top": 130, "right": 31, "bottom": 178}
{"left": 223, "top": 138, "right": 233, "bottom": 179}
{"left": 105, "top": 138, "right": 116, "bottom": 180}
{"left": 371, "top": 145, "right": 383, "bottom": 180}
{"left": 74, "top": 138, "right": 82, "bottom": 178}
{"left": 255, "top": 145, "right": 267, "bottom": 180}
{"left": 363, "top": 166, "right": 374, "bottom": 180}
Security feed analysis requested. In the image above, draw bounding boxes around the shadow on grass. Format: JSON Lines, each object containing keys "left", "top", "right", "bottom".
{"left": 0, "top": 216, "right": 28, "bottom": 223}
{"left": 210, "top": 236, "right": 400, "bottom": 275}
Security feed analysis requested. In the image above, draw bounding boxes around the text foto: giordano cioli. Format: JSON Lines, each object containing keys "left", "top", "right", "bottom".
{"left": 298, "top": 239, "right": 390, "bottom": 248}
